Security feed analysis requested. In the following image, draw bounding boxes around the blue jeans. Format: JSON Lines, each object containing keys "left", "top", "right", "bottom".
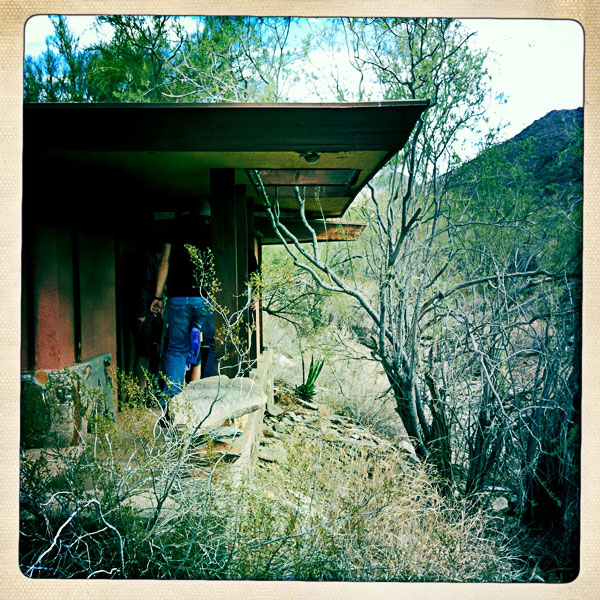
{"left": 163, "top": 296, "right": 215, "bottom": 398}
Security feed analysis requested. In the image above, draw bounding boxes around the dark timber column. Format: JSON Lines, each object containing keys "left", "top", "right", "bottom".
{"left": 235, "top": 185, "right": 250, "bottom": 374}
{"left": 247, "top": 200, "right": 261, "bottom": 365}
{"left": 235, "top": 185, "right": 249, "bottom": 300}
{"left": 210, "top": 168, "right": 239, "bottom": 375}
{"left": 257, "top": 238, "right": 264, "bottom": 353}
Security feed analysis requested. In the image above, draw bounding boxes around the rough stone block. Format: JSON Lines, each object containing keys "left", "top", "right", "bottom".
{"left": 491, "top": 496, "right": 509, "bottom": 513}
{"left": 20, "top": 353, "right": 115, "bottom": 449}
{"left": 171, "top": 375, "right": 267, "bottom": 430}
{"left": 296, "top": 398, "right": 319, "bottom": 410}
{"left": 265, "top": 402, "right": 284, "bottom": 418}
{"left": 398, "top": 440, "right": 419, "bottom": 463}
{"left": 121, "top": 489, "right": 179, "bottom": 522}
{"left": 258, "top": 445, "right": 287, "bottom": 463}
{"left": 21, "top": 370, "right": 79, "bottom": 448}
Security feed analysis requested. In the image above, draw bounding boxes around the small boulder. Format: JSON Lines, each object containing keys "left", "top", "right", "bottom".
{"left": 273, "top": 421, "right": 287, "bottom": 434}
{"left": 297, "top": 398, "right": 319, "bottom": 410}
{"left": 171, "top": 376, "right": 266, "bottom": 430}
{"left": 122, "top": 489, "right": 179, "bottom": 521}
{"left": 317, "top": 405, "right": 331, "bottom": 417}
{"left": 265, "top": 402, "right": 284, "bottom": 418}
{"left": 491, "top": 497, "right": 509, "bottom": 513}
{"left": 258, "top": 445, "right": 287, "bottom": 463}
{"left": 321, "top": 429, "right": 339, "bottom": 442}
{"left": 398, "top": 440, "right": 419, "bottom": 463}
{"left": 262, "top": 427, "right": 281, "bottom": 439}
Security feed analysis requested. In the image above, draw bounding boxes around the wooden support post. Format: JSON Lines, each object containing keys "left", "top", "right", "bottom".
{"left": 257, "top": 238, "right": 264, "bottom": 353}
{"left": 235, "top": 185, "right": 251, "bottom": 374}
{"left": 235, "top": 185, "right": 248, "bottom": 305}
{"left": 210, "top": 168, "right": 240, "bottom": 375}
{"left": 247, "top": 199, "right": 259, "bottom": 365}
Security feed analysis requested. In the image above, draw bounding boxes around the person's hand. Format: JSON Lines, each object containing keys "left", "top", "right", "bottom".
{"left": 150, "top": 298, "right": 164, "bottom": 316}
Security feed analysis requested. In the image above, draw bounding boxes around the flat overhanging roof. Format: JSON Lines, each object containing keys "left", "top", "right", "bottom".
{"left": 23, "top": 100, "right": 428, "bottom": 236}
{"left": 256, "top": 217, "right": 367, "bottom": 245}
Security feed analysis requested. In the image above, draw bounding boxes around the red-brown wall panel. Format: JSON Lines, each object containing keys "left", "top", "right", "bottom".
{"left": 78, "top": 232, "right": 117, "bottom": 363}
{"left": 32, "top": 226, "right": 75, "bottom": 370}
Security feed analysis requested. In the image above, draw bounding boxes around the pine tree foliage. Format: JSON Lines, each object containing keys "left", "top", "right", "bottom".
{"left": 24, "top": 16, "right": 304, "bottom": 103}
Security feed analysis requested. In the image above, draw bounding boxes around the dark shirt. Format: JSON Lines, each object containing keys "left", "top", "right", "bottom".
{"left": 166, "top": 217, "right": 211, "bottom": 298}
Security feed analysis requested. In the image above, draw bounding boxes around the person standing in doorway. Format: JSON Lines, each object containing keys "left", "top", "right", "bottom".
{"left": 150, "top": 201, "right": 215, "bottom": 412}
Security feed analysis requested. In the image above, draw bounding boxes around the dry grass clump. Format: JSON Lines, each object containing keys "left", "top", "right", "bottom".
{"left": 20, "top": 376, "right": 524, "bottom": 581}
{"left": 242, "top": 431, "right": 523, "bottom": 581}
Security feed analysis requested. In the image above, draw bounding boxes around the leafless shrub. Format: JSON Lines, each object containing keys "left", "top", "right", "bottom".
{"left": 20, "top": 377, "right": 524, "bottom": 581}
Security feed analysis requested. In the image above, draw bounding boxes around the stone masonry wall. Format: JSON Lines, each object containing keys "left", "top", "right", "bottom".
{"left": 20, "top": 353, "right": 116, "bottom": 449}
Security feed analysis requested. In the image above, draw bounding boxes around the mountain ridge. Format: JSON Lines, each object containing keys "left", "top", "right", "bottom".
{"left": 450, "top": 106, "right": 583, "bottom": 197}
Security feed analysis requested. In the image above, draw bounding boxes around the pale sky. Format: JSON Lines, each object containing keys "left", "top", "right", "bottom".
{"left": 462, "top": 18, "right": 584, "bottom": 141}
{"left": 24, "top": 15, "right": 584, "bottom": 151}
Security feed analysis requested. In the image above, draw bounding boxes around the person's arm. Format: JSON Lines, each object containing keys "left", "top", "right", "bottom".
{"left": 150, "top": 242, "right": 171, "bottom": 315}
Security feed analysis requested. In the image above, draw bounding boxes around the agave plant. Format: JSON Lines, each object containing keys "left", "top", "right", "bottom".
{"left": 295, "top": 356, "right": 325, "bottom": 402}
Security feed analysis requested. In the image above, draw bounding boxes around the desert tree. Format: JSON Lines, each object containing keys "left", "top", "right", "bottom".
{"left": 260, "top": 18, "right": 492, "bottom": 466}
{"left": 164, "top": 17, "right": 304, "bottom": 102}
{"left": 260, "top": 19, "right": 581, "bottom": 549}
{"left": 438, "top": 128, "right": 582, "bottom": 574}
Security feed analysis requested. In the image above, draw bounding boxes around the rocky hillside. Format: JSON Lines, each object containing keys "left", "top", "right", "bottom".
{"left": 512, "top": 107, "right": 582, "bottom": 148}
{"left": 509, "top": 107, "right": 583, "bottom": 192}
{"left": 450, "top": 107, "right": 583, "bottom": 197}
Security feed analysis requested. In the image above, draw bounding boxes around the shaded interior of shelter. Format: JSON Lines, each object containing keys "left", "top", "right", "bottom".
{"left": 21, "top": 101, "right": 428, "bottom": 395}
